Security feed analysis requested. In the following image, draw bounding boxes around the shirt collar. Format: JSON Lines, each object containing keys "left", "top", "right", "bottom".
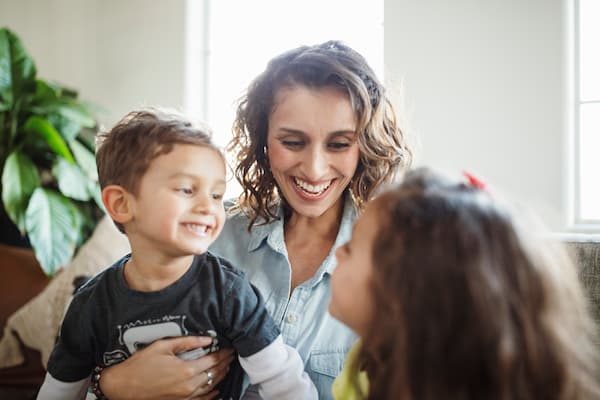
{"left": 247, "top": 204, "right": 286, "bottom": 254}
{"left": 247, "top": 195, "right": 358, "bottom": 276}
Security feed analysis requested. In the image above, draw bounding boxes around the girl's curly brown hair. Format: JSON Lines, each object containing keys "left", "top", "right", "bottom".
{"left": 356, "top": 168, "right": 600, "bottom": 400}
{"left": 228, "top": 40, "right": 412, "bottom": 229}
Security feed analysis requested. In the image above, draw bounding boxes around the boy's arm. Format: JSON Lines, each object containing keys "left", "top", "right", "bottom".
{"left": 238, "top": 335, "right": 317, "bottom": 400}
{"left": 37, "top": 372, "right": 90, "bottom": 400}
{"left": 40, "top": 280, "right": 98, "bottom": 399}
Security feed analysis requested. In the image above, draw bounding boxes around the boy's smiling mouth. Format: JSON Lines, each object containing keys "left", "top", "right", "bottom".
{"left": 183, "top": 222, "right": 212, "bottom": 236}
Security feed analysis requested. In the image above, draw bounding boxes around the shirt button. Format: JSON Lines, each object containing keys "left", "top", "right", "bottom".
{"left": 286, "top": 314, "right": 298, "bottom": 324}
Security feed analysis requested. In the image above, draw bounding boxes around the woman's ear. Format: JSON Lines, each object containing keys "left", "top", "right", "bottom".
{"left": 102, "top": 185, "right": 134, "bottom": 225}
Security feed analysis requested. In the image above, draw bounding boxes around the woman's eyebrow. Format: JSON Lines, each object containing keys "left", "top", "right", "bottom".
{"left": 329, "top": 130, "right": 357, "bottom": 138}
{"left": 277, "top": 127, "right": 305, "bottom": 136}
{"left": 277, "top": 127, "right": 356, "bottom": 137}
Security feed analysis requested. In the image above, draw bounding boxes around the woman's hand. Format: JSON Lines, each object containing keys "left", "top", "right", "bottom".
{"left": 100, "top": 336, "right": 235, "bottom": 400}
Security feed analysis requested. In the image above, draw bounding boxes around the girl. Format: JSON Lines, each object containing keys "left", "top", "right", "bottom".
{"left": 330, "top": 167, "right": 600, "bottom": 400}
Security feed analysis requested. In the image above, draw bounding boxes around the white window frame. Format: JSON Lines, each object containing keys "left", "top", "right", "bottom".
{"left": 570, "top": 0, "right": 600, "bottom": 231}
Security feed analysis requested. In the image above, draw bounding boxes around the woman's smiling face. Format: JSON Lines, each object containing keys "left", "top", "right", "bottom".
{"left": 266, "top": 85, "right": 360, "bottom": 218}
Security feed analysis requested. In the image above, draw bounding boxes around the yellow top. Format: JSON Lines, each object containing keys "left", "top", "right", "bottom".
{"left": 332, "top": 341, "right": 369, "bottom": 399}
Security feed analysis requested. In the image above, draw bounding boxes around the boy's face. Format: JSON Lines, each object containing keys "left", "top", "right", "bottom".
{"left": 126, "top": 144, "right": 226, "bottom": 257}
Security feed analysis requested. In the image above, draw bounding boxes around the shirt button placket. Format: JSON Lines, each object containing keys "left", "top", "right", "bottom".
{"left": 286, "top": 313, "right": 298, "bottom": 324}
{"left": 282, "top": 288, "right": 304, "bottom": 343}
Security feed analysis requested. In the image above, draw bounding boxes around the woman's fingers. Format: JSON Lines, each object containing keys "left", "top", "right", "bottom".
{"left": 190, "top": 391, "right": 221, "bottom": 400}
{"left": 201, "top": 351, "right": 232, "bottom": 387}
{"left": 161, "top": 335, "right": 214, "bottom": 355}
{"left": 100, "top": 336, "right": 233, "bottom": 400}
{"left": 186, "top": 348, "right": 235, "bottom": 397}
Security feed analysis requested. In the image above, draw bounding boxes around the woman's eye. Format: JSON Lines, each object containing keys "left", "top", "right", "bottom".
{"left": 281, "top": 140, "right": 304, "bottom": 149}
{"left": 328, "top": 142, "right": 351, "bottom": 151}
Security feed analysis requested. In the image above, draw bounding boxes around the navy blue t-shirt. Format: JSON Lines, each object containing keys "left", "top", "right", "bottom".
{"left": 46, "top": 252, "right": 280, "bottom": 399}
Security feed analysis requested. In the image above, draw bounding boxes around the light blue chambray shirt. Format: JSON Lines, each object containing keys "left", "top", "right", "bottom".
{"left": 209, "top": 196, "right": 358, "bottom": 400}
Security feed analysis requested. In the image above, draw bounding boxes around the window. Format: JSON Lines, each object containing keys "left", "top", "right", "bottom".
{"left": 185, "top": 0, "right": 383, "bottom": 198}
{"left": 574, "top": 0, "right": 600, "bottom": 225}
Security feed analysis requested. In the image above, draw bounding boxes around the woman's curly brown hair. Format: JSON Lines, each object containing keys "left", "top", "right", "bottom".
{"left": 228, "top": 40, "right": 412, "bottom": 229}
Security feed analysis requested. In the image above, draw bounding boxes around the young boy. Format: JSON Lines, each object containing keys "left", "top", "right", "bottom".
{"left": 37, "top": 108, "right": 317, "bottom": 400}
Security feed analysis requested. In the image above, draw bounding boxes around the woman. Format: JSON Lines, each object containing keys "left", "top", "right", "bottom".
{"left": 99, "top": 40, "right": 411, "bottom": 400}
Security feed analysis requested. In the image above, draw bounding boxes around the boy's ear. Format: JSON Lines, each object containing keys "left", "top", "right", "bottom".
{"left": 102, "top": 185, "right": 134, "bottom": 225}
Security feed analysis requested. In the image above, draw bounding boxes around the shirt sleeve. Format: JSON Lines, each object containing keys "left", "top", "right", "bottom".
{"left": 220, "top": 270, "right": 280, "bottom": 357}
{"left": 238, "top": 335, "right": 317, "bottom": 400}
{"left": 46, "top": 293, "right": 95, "bottom": 382}
{"left": 36, "top": 372, "right": 90, "bottom": 400}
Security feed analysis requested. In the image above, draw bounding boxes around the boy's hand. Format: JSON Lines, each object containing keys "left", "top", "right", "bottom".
{"left": 100, "top": 336, "right": 235, "bottom": 400}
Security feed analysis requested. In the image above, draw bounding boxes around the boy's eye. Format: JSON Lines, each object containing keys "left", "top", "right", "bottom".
{"left": 212, "top": 193, "right": 224, "bottom": 200}
{"left": 177, "top": 188, "right": 194, "bottom": 195}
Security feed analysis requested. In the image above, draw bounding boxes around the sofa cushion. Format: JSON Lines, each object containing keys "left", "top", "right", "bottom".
{"left": 565, "top": 239, "right": 600, "bottom": 328}
{"left": 0, "top": 244, "right": 49, "bottom": 387}
{"left": 0, "top": 216, "right": 129, "bottom": 370}
{"left": 0, "top": 245, "right": 49, "bottom": 330}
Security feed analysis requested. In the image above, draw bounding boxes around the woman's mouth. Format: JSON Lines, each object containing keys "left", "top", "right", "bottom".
{"left": 292, "top": 177, "right": 334, "bottom": 198}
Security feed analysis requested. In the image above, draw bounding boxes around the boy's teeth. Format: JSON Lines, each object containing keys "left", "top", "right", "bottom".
{"left": 293, "top": 178, "right": 331, "bottom": 194}
{"left": 186, "top": 223, "right": 208, "bottom": 233}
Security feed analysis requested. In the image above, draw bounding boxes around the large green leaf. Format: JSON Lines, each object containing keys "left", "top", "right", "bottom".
{"left": 33, "top": 80, "right": 59, "bottom": 100}
{"left": 88, "top": 181, "right": 105, "bottom": 212}
{"left": 56, "top": 101, "right": 96, "bottom": 128}
{"left": 70, "top": 203, "right": 85, "bottom": 247}
{"left": 30, "top": 100, "right": 96, "bottom": 128}
{"left": 24, "top": 115, "right": 75, "bottom": 162}
{"left": 25, "top": 188, "right": 78, "bottom": 276}
{"left": 53, "top": 157, "right": 91, "bottom": 201}
{"left": 69, "top": 139, "right": 98, "bottom": 180}
{"left": 47, "top": 113, "right": 81, "bottom": 142}
{"left": 0, "top": 28, "right": 37, "bottom": 107}
{"left": 1, "top": 151, "right": 40, "bottom": 231}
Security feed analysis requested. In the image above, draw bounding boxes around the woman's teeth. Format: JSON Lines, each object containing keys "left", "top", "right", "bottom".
{"left": 293, "top": 178, "right": 332, "bottom": 195}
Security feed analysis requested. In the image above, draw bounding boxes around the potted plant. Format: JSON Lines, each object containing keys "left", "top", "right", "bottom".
{"left": 0, "top": 27, "right": 103, "bottom": 276}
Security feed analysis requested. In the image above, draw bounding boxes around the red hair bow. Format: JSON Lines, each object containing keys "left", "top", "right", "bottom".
{"left": 463, "top": 171, "right": 486, "bottom": 190}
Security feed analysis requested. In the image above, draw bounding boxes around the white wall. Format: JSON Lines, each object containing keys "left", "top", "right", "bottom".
{"left": 0, "top": 0, "right": 188, "bottom": 128}
{"left": 1, "top": 0, "right": 573, "bottom": 230}
{"left": 384, "top": 0, "right": 570, "bottom": 230}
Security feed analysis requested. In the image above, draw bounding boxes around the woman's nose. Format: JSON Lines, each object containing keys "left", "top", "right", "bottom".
{"left": 304, "top": 147, "right": 329, "bottom": 178}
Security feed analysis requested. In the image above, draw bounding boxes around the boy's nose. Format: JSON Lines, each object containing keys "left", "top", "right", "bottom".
{"left": 193, "top": 195, "right": 214, "bottom": 213}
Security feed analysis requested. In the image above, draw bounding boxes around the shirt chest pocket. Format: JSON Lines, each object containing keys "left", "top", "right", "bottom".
{"left": 307, "top": 349, "right": 347, "bottom": 400}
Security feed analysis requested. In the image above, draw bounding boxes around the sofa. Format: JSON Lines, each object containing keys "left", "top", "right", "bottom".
{"left": 566, "top": 235, "right": 600, "bottom": 340}
{"left": 0, "top": 217, "right": 130, "bottom": 400}
{"left": 0, "top": 218, "right": 599, "bottom": 399}
{"left": 0, "top": 244, "right": 49, "bottom": 400}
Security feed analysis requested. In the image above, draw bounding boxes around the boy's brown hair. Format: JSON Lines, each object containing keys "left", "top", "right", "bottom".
{"left": 96, "top": 108, "right": 221, "bottom": 231}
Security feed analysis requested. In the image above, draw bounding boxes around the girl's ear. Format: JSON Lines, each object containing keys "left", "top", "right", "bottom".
{"left": 102, "top": 185, "right": 134, "bottom": 225}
